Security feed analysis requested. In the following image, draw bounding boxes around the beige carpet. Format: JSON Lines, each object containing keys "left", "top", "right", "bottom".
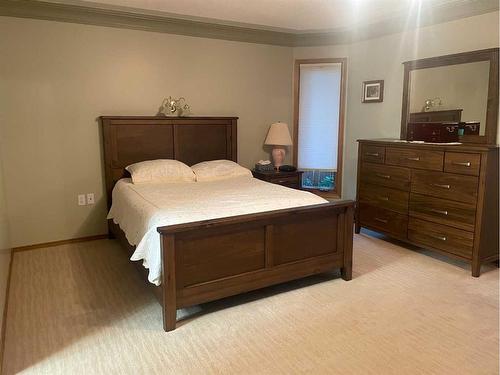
{"left": 2, "top": 233, "right": 498, "bottom": 375}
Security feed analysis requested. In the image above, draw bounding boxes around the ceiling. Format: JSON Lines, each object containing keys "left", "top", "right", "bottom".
{"left": 44, "top": 0, "right": 498, "bottom": 32}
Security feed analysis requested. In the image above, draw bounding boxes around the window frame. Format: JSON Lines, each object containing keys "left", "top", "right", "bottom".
{"left": 293, "top": 58, "right": 347, "bottom": 199}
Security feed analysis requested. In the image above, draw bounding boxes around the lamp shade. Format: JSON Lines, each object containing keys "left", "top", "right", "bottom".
{"left": 264, "top": 122, "right": 293, "bottom": 146}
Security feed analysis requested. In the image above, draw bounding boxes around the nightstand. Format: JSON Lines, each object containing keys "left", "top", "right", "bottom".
{"left": 252, "top": 170, "right": 304, "bottom": 190}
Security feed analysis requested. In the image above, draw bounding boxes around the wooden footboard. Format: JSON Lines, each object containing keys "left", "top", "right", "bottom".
{"left": 158, "top": 201, "right": 354, "bottom": 331}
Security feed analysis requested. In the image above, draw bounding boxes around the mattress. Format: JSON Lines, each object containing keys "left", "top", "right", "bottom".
{"left": 108, "top": 176, "right": 328, "bottom": 285}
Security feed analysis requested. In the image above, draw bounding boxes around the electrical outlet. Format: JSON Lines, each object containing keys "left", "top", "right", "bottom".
{"left": 87, "top": 193, "right": 95, "bottom": 205}
{"left": 78, "top": 194, "right": 86, "bottom": 206}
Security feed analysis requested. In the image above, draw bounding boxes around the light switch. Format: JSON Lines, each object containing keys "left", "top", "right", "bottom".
{"left": 87, "top": 193, "right": 95, "bottom": 205}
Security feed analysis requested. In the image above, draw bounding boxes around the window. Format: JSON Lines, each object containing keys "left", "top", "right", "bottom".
{"left": 293, "top": 59, "right": 346, "bottom": 198}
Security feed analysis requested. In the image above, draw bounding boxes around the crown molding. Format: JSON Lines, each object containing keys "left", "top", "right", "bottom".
{"left": 0, "top": 0, "right": 498, "bottom": 47}
{"left": 0, "top": 0, "right": 296, "bottom": 46}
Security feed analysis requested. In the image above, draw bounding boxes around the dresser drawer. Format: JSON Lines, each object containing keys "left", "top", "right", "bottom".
{"left": 359, "top": 184, "right": 409, "bottom": 214}
{"left": 411, "top": 170, "right": 478, "bottom": 203}
{"left": 361, "top": 144, "right": 385, "bottom": 164}
{"left": 274, "top": 176, "right": 301, "bottom": 189}
{"left": 360, "top": 162, "right": 410, "bottom": 191}
{"left": 252, "top": 171, "right": 302, "bottom": 190}
{"left": 444, "top": 152, "right": 481, "bottom": 176}
{"left": 280, "top": 181, "right": 301, "bottom": 189}
{"left": 272, "top": 175, "right": 300, "bottom": 185}
{"left": 386, "top": 147, "right": 443, "bottom": 171}
{"left": 408, "top": 218, "right": 473, "bottom": 259}
{"left": 409, "top": 193, "right": 476, "bottom": 232}
{"left": 359, "top": 203, "right": 408, "bottom": 239}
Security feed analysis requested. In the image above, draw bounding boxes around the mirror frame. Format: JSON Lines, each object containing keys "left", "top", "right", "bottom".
{"left": 400, "top": 48, "right": 499, "bottom": 144}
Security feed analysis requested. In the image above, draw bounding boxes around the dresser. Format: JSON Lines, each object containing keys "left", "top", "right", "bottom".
{"left": 356, "top": 139, "right": 499, "bottom": 276}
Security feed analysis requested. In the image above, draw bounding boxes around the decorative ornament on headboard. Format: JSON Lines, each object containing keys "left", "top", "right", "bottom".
{"left": 157, "top": 96, "right": 191, "bottom": 117}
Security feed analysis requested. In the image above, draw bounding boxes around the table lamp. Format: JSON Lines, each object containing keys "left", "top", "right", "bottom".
{"left": 264, "top": 122, "right": 293, "bottom": 169}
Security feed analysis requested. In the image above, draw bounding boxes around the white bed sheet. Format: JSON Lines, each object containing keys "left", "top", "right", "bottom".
{"left": 107, "top": 176, "right": 328, "bottom": 285}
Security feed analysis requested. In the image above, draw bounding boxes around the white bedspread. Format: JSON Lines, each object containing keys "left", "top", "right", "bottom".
{"left": 108, "top": 176, "right": 328, "bottom": 285}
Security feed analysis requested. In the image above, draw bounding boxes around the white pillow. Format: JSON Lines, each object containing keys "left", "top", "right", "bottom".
{"left": 192, "top": 160, "right": 252, "bottom": 182}
{"left": 126, "top": 159, "right": 195, "bottom": 184}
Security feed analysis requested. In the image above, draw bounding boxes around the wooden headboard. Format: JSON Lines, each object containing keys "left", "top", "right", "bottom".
{"left": 100, "top": 116, "right": 238, "bottom": 207}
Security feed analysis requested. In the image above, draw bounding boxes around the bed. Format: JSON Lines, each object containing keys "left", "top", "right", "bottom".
{"left": 101, "top": 116, "right": 355, "bottom": 332}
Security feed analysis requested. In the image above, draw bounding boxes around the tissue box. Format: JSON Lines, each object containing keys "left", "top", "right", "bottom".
{"left": 255, "top": 163, "right": 274, "bottom": 172}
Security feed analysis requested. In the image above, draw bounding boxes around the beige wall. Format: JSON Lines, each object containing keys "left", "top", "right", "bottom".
{"left": 0, "top": 17, "right": 293, "bottom": 247}
{"left": 0, "top": 12, "right": 498, "bottom": 247}
{"left": 294, "top": 11, "right": 500, "bottom": 199}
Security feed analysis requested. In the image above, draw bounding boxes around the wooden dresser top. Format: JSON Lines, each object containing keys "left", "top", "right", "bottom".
{"left": 357, "top": 138, "right": 499, "bottom": 152}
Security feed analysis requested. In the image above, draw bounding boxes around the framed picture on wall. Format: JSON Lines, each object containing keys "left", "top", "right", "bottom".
{"left": 362, "top": 80, "right": 384, "bottom": 103}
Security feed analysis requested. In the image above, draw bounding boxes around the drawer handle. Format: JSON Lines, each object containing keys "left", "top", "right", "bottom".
{"left": 378, "top": 196, "right": 389, "bottom": 201}
{"left": 406, "top": 157, "right": 420, "bottom": 161}
{"left": 430, "top": 234, "right": 447, "bottom": 241}
{"left": 431, "top": 183, "right": 451, "bottom": 189}
{"left": 429, "top": 208, "right": 448, "bottom": 216}
{"left": 376, "top": 173, "right": 391, "bottom": 179}
{"left": 366, "top": 152, "right": 380, "bottom": 157}
{"left": 451, "top": 161, "right": 471, "bottom": 167}
{"left": 374, "top": 217, "right": 388, "bottom": 224}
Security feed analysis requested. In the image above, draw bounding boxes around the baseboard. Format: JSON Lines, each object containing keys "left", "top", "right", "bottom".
{"left": 0, "top": 249, "right": 13, "bottom": 375}
{"left": 13, "top": 234, "right": 108, "bottom": 252}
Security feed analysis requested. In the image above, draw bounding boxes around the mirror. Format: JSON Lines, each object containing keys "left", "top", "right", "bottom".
{"left": 401, "top": 48, "right": 498, "bottom": 144}
{"left": 409, "top": 61, "right": 489, "bottom": 135}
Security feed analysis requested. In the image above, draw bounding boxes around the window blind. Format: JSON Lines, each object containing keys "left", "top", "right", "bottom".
{"left": 297, "top": 63, "right": 341, "bottom": 171}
